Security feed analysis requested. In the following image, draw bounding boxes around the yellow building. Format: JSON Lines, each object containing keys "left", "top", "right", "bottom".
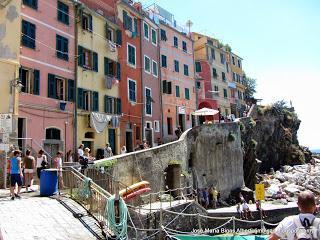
{"left": 76, "top": 4, "right": 121, "bottom": 157}
{"left": 230, "top": 52, "right": 246, "bottom": 117}
{"left": 0, "top": 0, "right": 21, "bottom": 187}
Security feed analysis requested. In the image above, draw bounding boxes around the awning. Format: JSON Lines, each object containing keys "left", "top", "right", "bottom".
{"left": 192, "top": 107, "right": 219, "bottom": 116}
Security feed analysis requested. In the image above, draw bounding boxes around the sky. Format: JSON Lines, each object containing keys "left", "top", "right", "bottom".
{"left": 139, "top": 0, "right": 320, "bottom": 150}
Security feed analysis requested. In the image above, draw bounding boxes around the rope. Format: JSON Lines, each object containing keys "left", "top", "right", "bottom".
{"left": 262, "top": 220, "right": 280, "bottom": 226}
{"left": 105, "top": 195, "right": 128, "bottom": 240}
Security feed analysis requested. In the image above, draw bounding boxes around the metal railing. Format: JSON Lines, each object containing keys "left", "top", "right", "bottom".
{"left": 61, "top": 167, "right": 111, "bottom": 223}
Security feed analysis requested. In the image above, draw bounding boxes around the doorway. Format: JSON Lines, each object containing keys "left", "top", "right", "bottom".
{"left": 108, "top": 129, "right": 116, "bottom": 154}
{"left": 178, "top": 114, "right": 185, "bottom": 131}
{"left": 44, "top": 143, "right": 60, "bottom": 160}
{"left": 145, "top": 128, "right": 153, "bottom": 147}
{"left": 125, "top": 131, "right": 133, "bottom": 153}
{"left": 18, "top": 118, "right": 26, "bottom": 151}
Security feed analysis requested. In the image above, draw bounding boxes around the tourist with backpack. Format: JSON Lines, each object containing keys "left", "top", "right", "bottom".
{"left": 269, "top": 190, "right": 320, "bottom": 240}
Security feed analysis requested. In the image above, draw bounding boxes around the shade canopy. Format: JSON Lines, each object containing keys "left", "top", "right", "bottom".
{"left": 192, "top": 107, "right": 219, "bottom": 116}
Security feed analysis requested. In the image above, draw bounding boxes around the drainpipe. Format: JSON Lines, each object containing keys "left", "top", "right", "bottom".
{"left": 191, "top": 37, "right": 198, "bottom": 126}
{"left": 140, "top": 18, "right": 145, "bottom": 141}
{"left": 73, "top": 2, "right": 79, "bottom": 158}
{"left": 157, "top": 27, "right": 163, "bottom": 141}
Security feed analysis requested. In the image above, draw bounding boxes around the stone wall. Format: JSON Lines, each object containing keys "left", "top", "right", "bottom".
{"left": 96, "top": 123, "right": 244, "bottom": 199}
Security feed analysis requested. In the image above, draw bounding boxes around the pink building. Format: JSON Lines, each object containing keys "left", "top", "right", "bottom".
{"left": 141, "top": 14, "right": 162, "bottom": 146}
{"left": 154, "top": 12, "right": 196, "bottom": 142}
{"left": 19, "top": 0, "right": 75, "bottom": 159}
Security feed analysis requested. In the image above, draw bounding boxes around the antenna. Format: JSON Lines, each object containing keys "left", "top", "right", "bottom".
{"left": 186, "top": 20, "right": 193, "bottom": 34}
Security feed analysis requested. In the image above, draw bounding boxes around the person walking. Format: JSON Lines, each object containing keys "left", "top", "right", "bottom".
{"left": 104, "top": 143, "right": 113, "bottom": 158}
{"left": 36, "top": 149, "right": 47, "bottom": 179}
{"left": 8, "top": 150, "right": 23, "bottom": 200}
{"left": 53, "top": 151, "right": 64, "bottom": 189}
{"left": 23, "top": 149, "right": 35, "bottom": 192}
{"left": 269, "top": 190, "right": 320, "bottom": 240}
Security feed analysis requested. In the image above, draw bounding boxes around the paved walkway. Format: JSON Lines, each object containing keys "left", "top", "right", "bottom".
{"left": 0, "top": 188, "right": 99, "bottom": 240}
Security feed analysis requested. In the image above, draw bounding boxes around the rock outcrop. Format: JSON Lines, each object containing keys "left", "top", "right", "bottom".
{"left": 241, "top": 101, "right": 312, "bottom": 188}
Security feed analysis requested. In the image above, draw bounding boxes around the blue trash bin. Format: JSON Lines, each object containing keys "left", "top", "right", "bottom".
{"left": 40, "top": 169, "right": 58, "bottom": 196}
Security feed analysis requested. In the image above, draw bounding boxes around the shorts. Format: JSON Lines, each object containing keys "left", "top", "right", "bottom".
{"left": 10, "top": 174, "right": 22, "bottom": 187}
{"left": 24, "top": 169, "right": 34, "bottom": 174}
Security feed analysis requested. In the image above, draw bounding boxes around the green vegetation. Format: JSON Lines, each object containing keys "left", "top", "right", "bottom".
{"left": 249, "top": 118, "right": 256, "bottom": 128}
{"left": 239, "top": 122, "right": 245, "bottom": 131}
{"left": 94, "top": 159, "right": 117, "bottom": 169}
{"left": 250, "top": 139, "right": 258, "bottom": 148}
{"left": 228, "top": 133, "right": 236, "bottom": 142}
{"left": 244, "top": 77, "right": 257, "bottom": 101}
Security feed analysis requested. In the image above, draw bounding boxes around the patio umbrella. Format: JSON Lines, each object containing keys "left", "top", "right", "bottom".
{"left": 192, "top": 107, "right": 219, "bottom": 116}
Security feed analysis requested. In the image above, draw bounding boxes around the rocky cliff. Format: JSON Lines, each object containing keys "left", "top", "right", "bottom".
{"left": 241, "top": 101, "right": 312, "bottom": 188}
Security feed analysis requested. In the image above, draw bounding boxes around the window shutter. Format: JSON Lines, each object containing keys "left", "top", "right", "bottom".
{"left": 78, "top": 45, "right": 83, "bottom": 66}
{"left": 104, "top": 95, "right": 108, "bottom": 113}
{"left": 115, "top": 29, "right": 122, "bottom": 45}
{"left": 33, "top": 69, "right": 40, "bottom": 95}
{"left": 92, "top": 91, "right": 99, "bottom": 111}
{"left": 67, "top": 79, "right": 74, "bottom": 102}
{"left": 89, "top": 15, "right": 93, "bottom": 31}
{"left": 48, "top": 73, "right": 56, "bottom": 99}
{"left": 93, "top": 52, "right": 98, "bottom": 72}
{"left": 56, "top": 35, "right": 61, "bottom": 57}
{"left": 168, "top": 82, "right": 172, "bottom": 94}
{"left": 116, "top": 62, "right": 121, "bottom": 80}
{"left": 162, "top": 80, "right": 167, "bottom": 94}
{"left": 104, "top": 57, "right": 109, "bottom": 75}
{"left": 30, "top": 23, "right": 36, "bottom": 49}
{"left": 64, "top": 38, "right": 69, "bottom": 60}
{"left": 117, "top": 98, "right": 121, "bottom": 114}
{"left": 105, "top": 21, "right": 109, "bottom": 38}
{"left": 78, "top": 88, "right": 84, "bottom": 109}
{"left": 134, "top": 18, "right": 138, "bottom": 36}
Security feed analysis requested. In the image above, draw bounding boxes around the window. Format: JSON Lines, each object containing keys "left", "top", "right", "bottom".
{"left": 161, "top": 55, "right": 167, "bottom": 68}
{"left": 82, "top": 12, "right": 93, "bottom": 31}
{"left": 183, "top": 64, "right": 189, "bottom": 76}
{"left": 127, "top": 44, "right": 136, "bottom": 67}
{"left": 232, "top": 72, "right": 236, "bottom": 81}
{"left": 238, "top": 90, "right": 243, "bottom": 100}
{"left": 123, "top": 10, "right": 133, "bottom": 32}
{"left": 220, "top": 53, "right": 225, "bottom": 64}
{"left": 23, "top": 0, "right": 37, "bottom": 9}
{"left": 151, "top": 28, "right": 157, "bottom": 45}
{"left": 106, "top": 27, "right": 113, "bottom": 42}
{"left": 226, "top": 63, "right": 229, "bottom": 73}
{"left": 144, "top": 55, "right": 151, "bottom": 73}
{"left": 136, "top": 126, "right": 140, "bottom": 140}
{"left": 145, "top": 88, "right": 152, "bottom": 116}
{"left": 232, "top": 56, "right": 235, "bottom": 65}
{"left": 56, "top": 35, "right": 69, "bottom": 61}
{"left": 160, "top": 29, "right": 167, "bottom": 41}
{"left": 57, "top": 1, "right": 69, "bottom": 25}
{"left": 238, "top": 59, "right": 241, "bottom": 68}
{"left": 48, "top": 73, "right": 74, "bottom": 101}
{"left": 223, "top": 89, "right": 228, "bottom": 98}
{"left": 143, "top": 22, "right": 149, "bottom": 40}
{"left": 174, "top": 60, "right": 179, "bottom": 72}
{"left": 196, "top": 81, "right": 201, "bottom": 89}
{"left": 195, "top": 62, "right": 202, "bottom": 72}
{"left": 236, "top": 74, "right": 240, "bottom": 83}
{"left": 185, "top": 88, "right": 190, "bottom": 100}
{"left": 20, "top": 67, "right": 40, "bottom": 95}
{"left": 167, "top": 117, "right": 173, "bottom": 135}
{"left": 210, "top": 48, "right": 215, "bottom": 60}
{"left": 162, "top": 80, "right": 172, "bottom": 94}
{"left": 182, "top": 41, "right": 187, "bottom": 52}
{"left": 222, "top": 72, "right": 226, "bottom": 81}
{"left": 214, "top": 85, "right": 219, "bottom": 96}
{"left": 104, "top": 57, "right": 121, "bottom": 80}
{"left": 78, "top": 45, "right": 98, "bottom": 72}
{"left": 104, "top": 95, "right": 121, "bottom": 114}
{"left": 175, "top": 85, "right": 180, "bottom": 97}
{"left": 173, "top": 36, "right": 178, "bottom": 48}
{"left": 77, "top": 90, "right": 98, "bottom": 111}
{"left": 154, "top": 121, "right": 160, "bottom": 132}
{"left": 128, "top": 79, "right": 136, "bottom": 102}
{"left": 231, "top": 89, "right": 235, "bottom": 98}
{"left": 152, "top": 60, "right": 158, "bottom": 77}
{"left": 207, "top": 40, "right": 213, "bottom": 46}
{"left": 212, "top": 68, "right": 217, "bottom": 78}
{"left": 46, "top": 128, "right": 61, "bottom": 140}
{"left": 21, "top": 20, "right": 36, "bottom": 49}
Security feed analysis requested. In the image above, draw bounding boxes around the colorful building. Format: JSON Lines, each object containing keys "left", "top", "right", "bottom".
{"left": 116, "top": 1, "right": 143, "bottom": 152}
{"left": 229, "top": 52, "right": 246, "bottom": 117}
{"left": 0, "top": 0, "right": 21, "bottom": 188}
{"left": 148, "top": 5, "right": 196, "bottom": 142}
{"left": 140, "top": 11, "right": 162, "bottom": 146}
{"left": 19, "top": 0, "right": 75, "bottom": 159}
{"left": 75, "top": 0, "right": 122, "bottom": 157}
{"left": 192, "top": 32, "right": 231, "bottom": 120}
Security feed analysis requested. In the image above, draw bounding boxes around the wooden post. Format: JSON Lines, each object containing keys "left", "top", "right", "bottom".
{"left": 114, "top": 180, "right": 120, "bottom": 224}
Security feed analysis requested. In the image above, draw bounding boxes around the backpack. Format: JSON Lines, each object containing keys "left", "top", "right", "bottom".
{"left": 294, "top": 216, "right": 320, "bottom": 240}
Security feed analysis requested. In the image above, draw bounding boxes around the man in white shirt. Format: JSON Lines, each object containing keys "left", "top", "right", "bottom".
{"left": 269, "top": 190, "right": 320, "bottom": 240}
{"left": 104, "top": 143, "right": 113, "bottom": 158}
